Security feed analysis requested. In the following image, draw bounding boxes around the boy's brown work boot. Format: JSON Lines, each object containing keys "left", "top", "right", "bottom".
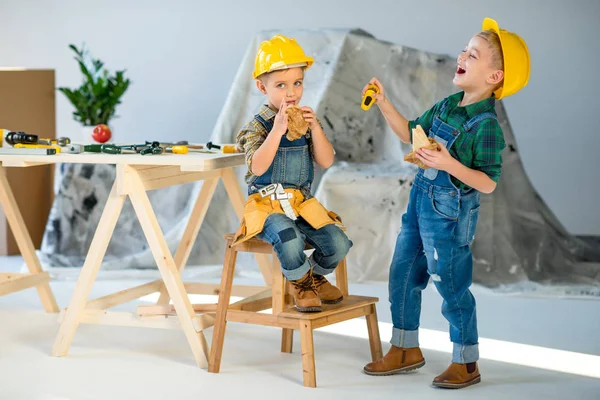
{"left": 312, "top": 273, "right": 344, "bottom": 304}
{"left": 289, "top": 271, "right": 322, "bottom": 312}
{"left": 363, "top": 345, "right": 425, "bottom": 375}
{"left": 432, "top": 362, "right": 481, "bottom": 389}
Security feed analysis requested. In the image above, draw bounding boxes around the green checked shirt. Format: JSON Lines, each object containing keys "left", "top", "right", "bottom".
{"left": 236, "top": 104, "right": 323, "bottom": 184}
{"left": 409, "top": 91, "right": 505, "bottom": 190}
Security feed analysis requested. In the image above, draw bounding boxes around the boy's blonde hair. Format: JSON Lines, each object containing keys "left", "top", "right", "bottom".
{"left": 477, "top": 30, "right": 504, "bottom": 71}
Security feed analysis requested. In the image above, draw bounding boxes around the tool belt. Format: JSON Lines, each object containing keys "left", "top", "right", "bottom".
{"left": 232, "top": 183, "right": 343, "bottom": 245}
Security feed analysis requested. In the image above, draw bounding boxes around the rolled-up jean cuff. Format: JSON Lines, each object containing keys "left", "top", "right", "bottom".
{"left": 452, "top": 343, "right": 479, "bottom": 363}
{"left": 282, "top": 259, "right": 311, "bottom": 281}
{"left": 309, "top": 254, "right": 336, "bottom": 276}
{"left": 391, "top": 328, "right": 419, "bottom": 348}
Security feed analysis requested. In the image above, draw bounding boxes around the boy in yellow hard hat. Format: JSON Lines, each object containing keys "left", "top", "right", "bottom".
{"left": 362, "top": 18, "right": 530, "bottom": 388}
{"left": 234, "top": 35, "right": 352, "bottom": 313}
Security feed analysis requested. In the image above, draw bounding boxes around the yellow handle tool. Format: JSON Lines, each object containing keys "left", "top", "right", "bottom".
{"left": 14, "top": 143, "right": 61, "bottom": 153}
{"left": 165, "top": 145, "right": 189, "bottom": 154}
{"left": 361, "top": 84, "right": 380, "bottom": 111}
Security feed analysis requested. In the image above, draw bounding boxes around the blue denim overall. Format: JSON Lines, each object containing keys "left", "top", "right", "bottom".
{"left": 249, "top": 113, "right": 352, "bottom": 281}
{"left": 389, "top": 99, "right": 497, "bottom": 363}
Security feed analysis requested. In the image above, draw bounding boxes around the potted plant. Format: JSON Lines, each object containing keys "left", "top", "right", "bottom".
{"left": 58, "top": 44, "right": 131, "bottom": 143}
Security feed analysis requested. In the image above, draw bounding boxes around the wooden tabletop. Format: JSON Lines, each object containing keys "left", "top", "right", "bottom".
{"left": 0, "top": 151, "right": 245, "bottom": 171}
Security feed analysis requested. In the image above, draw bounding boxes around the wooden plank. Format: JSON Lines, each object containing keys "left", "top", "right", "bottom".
{"left": 272, "top": 255, "right": 284, "bottom": 315}
{"left": 0, "top": 271, "right": 50, "bottom": 296}
{"left": 52, "top": 182, "right": 127, "bottom": 356}
{"left": 231, "top": 240, "right": 274, "bottom": 254}
{"left": 221, "top": 167, "right": 273, "bottom": 285}
{"left": 228, "top": 288, "right": 272, "bottom": 312}
{"left": 299, "top": 321, "right": 317, "bottom": 388}
{"left": 0, "top": 166, "right": 58, "bottom": 312}
{"left": 0, "top": 152, "right": 245, "bottom": 170}
{"left": 137, "top": 303, "right": 217, "bottom": 316}
{"left": 86, "top": 281, "right": 162, "bottom": 310}
{"left": 183, "top": 283, "right": 265, "bottom": 298}
{"left": 208, "top": 239, "right": 237, "bottom": 373}
{"left": 335, "top": 258, "right": 349, "bottom": 298}
{"left": 225, "top": 309, "right": 298, "bottom": 330}
{"left": 311, "top": 305, "right": 372, "bottom": 330}
{"left": 58, "top": 309, "right": 214, "bottom": 332}
{"left": 366, "top": 304, "right": 383, "bottom": 361}
{"left": 281, "top": 328, "right": 294, "bottom": 354}
{"left": 279, "top": 295, "right": 378, "bottom": 320}
{"left": 156, "top": 175, "right": 221, "bottom": 305}
{"left": 127, "top": 166, "right": 209, "bottom": 368}
{"left": 136, "top": 166, "right": 222, "bottom": 192}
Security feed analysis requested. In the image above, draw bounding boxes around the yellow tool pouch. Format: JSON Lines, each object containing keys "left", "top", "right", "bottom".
{"left": 232, "top": 189, "right": 342, "bottom": 245}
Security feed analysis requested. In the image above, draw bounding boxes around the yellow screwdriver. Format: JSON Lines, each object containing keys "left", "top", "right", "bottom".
{"left": 165, "top": 145, "right": 188, "bottom": 154}
{"left": 14, "top": 143, "right": 62, "bottom": 153}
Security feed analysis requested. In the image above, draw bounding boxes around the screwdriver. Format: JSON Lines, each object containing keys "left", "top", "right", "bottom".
{"left": 101, "top": 144, "right": 136, "bottom": 154}
{"left": 165, "top": 145, "right": 188, "bottom": 154}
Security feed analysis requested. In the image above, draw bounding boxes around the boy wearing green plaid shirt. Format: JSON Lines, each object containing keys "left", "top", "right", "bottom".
{"left": 362, "top": 18, "right": 530, "bottom": 389}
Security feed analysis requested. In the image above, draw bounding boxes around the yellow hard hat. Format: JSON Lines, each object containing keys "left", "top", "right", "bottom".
{"left": 482, "top": 18, "right": 531, "bottom": 99}
{"left": 253, "top": 35, "right": 314, "bottom": 79}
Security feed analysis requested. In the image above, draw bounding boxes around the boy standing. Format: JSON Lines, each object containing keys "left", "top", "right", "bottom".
{"left": 362, "top": 18, "right": 530, "bottom": 388}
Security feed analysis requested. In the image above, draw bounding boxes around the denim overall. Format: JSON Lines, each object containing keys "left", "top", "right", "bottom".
{"left": 249, "top": 113, "right": 352, "bottom": 281}
{"left": 389, "top": 99, "right": 497, "bottom": 363}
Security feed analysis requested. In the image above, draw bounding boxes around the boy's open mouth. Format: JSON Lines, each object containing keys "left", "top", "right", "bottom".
{"left": 456, "top": 67, "right": 466, "bottom": 75}
{"left": 286, "top": 100, "right": 296, "bottom": 105}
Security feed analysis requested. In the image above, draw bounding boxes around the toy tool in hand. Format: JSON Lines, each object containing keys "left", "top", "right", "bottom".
{"left": 285, "top": 106, "right": 309, "bottom": 141}
{"left": 403, "top": 125, "right": 439, "bottom": 169}
{"left": 361, "top": 84, "right": 380, "bottom": 111}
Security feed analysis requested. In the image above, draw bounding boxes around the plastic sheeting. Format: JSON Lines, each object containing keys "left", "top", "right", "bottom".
{"left": 40, "top": 29, "right": 600, "bottom": 296}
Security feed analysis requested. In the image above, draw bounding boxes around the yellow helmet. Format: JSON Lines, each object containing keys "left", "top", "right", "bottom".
{"left": 253, "top": 35, "right": 314, "bottom": 79}
{"left": 482, "top": 18, "right": 531, "bottom": 99}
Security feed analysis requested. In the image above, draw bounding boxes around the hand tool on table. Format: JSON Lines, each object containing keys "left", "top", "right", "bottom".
{"left": 14, "top": 143, "right": 62, "bottom": 153}
{"left": 164, "top": 145, "right": 188, "bottom": 154}
{"left": 4, "top": 131, "right": 71, "bottom": 146}
{"left": 0, "top": 147, "right": 57, "bottom": 155}
{"left": 100, "top": 144, "right": 137, "bottom": 154}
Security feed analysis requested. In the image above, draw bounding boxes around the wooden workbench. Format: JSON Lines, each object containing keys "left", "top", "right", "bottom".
{"left": 0, "top": 150, "right": 271, "bottom": 367}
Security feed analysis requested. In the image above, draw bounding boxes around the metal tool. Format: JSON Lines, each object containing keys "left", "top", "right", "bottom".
{"left": 361, "top": 84, "right": 380, "bottom": 111}
{"left": 259, "top": 183, "right": 297, "bottom": 220}
{"left": 14, "top": 143, "right": 61, "bottom": 153}
{"left": 206, "top": 141, "right": 221, "bottom": 150}
{"left": 38, "top": 137, "right": 71, "bottom": 146}
{"left": 83, "top": 144, "right": 103, "bottom": 153}
{"left": 0, "top": 147, "right": 57, "bottom": 155}
{"left": 62, "top": 144, "right": 85, "bottom": 154}
{"left": 4, "top": 131, "right": 71, "bottom": 147}
{"left": 101, "top": 144, "right": 136, "bottom": 154}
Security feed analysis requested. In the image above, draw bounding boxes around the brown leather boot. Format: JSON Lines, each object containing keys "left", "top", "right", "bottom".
{"left": 289, "top": 271, "right": 322, "bottom": 312}
{"left": 432, "top": 362, "right": 481, "bottom": 389}
{"left": 363, "top": 345, "right": 425, "bottom": 375}
{"left": 312, "top": 273, "right": 344, "bottom": 304}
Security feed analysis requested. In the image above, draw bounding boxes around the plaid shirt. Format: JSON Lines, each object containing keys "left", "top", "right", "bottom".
{"left": 236, "top": 104, "right": 322, "bottom": 183}
{"left": 409, "top": 91, "right": 505, "bottom": 190}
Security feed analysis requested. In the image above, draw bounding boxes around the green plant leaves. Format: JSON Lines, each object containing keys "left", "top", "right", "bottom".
{"left": 58, "top": 44, "right": 131, "bottom": 126}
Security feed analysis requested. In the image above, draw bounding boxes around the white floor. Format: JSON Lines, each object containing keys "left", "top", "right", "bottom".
{"left": 1, "top": 256, "right": 599, "bottom": 400}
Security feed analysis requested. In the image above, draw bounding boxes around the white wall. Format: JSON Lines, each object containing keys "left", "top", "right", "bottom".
{"left": 1, "top": 0, "right": 598, "bottom": 235}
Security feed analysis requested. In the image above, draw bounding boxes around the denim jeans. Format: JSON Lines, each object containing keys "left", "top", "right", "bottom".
{"left": 257, "top": 213, "right": 352, "bottom": 281}
{"left": 388, "top": 173, "right": 481, "bottom": 363}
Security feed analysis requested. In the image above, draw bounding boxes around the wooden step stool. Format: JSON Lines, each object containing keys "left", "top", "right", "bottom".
{"left": 208, "top": 234, "right": 383, "bottom": 387}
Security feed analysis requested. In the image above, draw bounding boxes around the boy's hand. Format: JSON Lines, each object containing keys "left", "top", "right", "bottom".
{"left": 416, "top": 143, "right": 458, "bottom": 172}
{"left": 362, "top": 77, "right": 386, "bottom": 103}
{"left": 301, "top": 106, "right": 319, "bottom": 130}
{"left": 272, "top": 99, "right": 288, "bottom": 137}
